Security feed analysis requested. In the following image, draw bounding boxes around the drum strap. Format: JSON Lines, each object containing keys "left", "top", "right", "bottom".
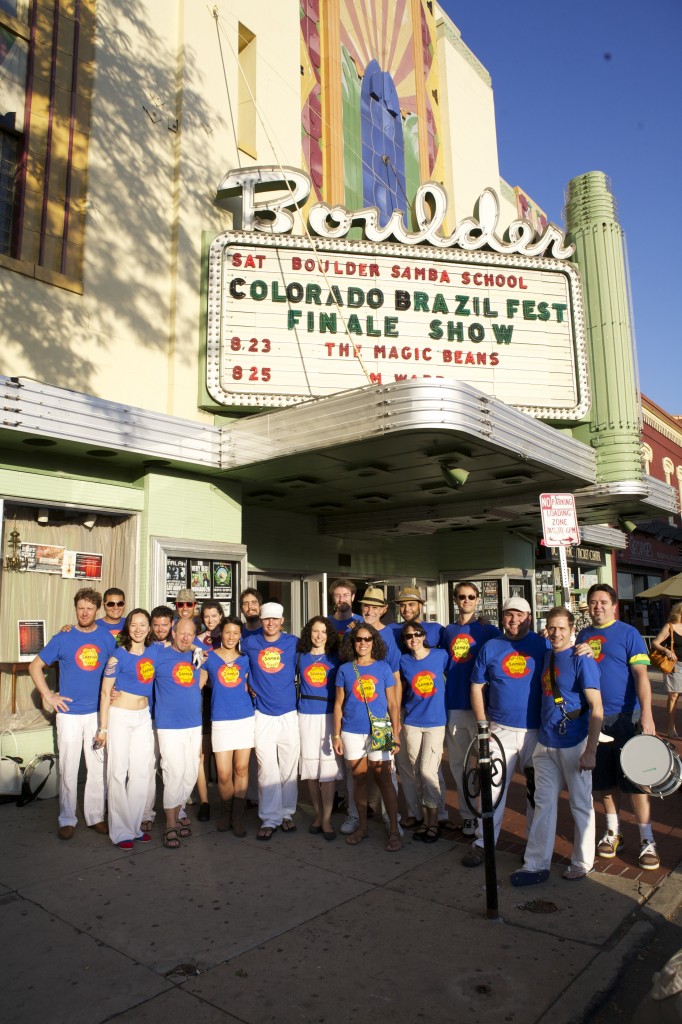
{"left": 549, "top": 653, "right": 588, "bottom": 732}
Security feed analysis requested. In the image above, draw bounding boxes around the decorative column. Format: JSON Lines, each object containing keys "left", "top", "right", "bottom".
{"left": 564, "top": 172, "right": 642, "bottom": 482}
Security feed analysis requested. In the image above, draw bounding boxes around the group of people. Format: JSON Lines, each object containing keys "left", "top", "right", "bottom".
{"left": 28, "top": 576, "right": 662, "bottom": 879}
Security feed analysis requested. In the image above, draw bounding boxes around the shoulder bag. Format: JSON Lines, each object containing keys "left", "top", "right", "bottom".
{"left": 352, "top": 662, "right": 395, "bottom": 752}
{"left": 650, "top": 625, "right": 676, "bottom": 675}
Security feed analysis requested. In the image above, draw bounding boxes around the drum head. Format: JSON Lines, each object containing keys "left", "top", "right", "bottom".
{"left": 620, "top": 735, "right": 672, "bottom": 787}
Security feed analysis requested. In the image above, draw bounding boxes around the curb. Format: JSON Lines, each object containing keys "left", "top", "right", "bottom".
{"left": 535, "top": 860, "right": 682, "bottom": 1024}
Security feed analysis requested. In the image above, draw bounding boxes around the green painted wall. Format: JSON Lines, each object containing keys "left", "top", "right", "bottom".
{"left": 0, "top": 461, "right": 145, "bottom": 511}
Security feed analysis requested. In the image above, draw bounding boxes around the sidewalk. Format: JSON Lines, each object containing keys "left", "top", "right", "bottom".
{"left": 2, "top": 681, "right": 681, "bottom": 1024}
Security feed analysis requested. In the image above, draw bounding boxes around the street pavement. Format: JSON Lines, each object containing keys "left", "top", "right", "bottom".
{"left": 2, "top": 673, "right": 681, "bottom": 1024}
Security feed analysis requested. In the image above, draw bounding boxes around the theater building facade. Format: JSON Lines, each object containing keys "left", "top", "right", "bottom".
{"left": 0, "top": 0, "right": 676, "bottom": 713}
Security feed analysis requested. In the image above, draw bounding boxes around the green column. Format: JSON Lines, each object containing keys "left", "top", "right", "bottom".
{"left": 564, "top": 171, "right": 642, "bottom": 482}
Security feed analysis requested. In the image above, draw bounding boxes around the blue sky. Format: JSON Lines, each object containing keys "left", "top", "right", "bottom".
{"left": 440, "top": 0, "right": 682, "bottom": 415}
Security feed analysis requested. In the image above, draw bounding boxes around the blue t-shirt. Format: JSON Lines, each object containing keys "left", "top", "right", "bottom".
{"left": 399, "top": 648, "right": 448, "bottom": 728}
{"left": 335, "top": 659, "right": 395, "bottom": 735}
{"left": 39, "top": 628, "right": 116, "bottom": 714}
{"left": 471, "top": 631, "right": 548, "bottom": 730}
{"left": 576, "top": 620, "right": 649, "bottom": 716}
{"left": 442, "top": 620, "right": 501, "bottom": 711}
{"left": 539, "top": 647, "right": 601, "bottom": 748}
{"left": 109, "top": 645, "right": 157, "bottom": 699}
{"left": 205, "top": 652, "right": 254, "bottom": 722}
{"left": 241, "top": 632, "right": 298, "bottom": 716}
{"left": 375, "top": 626, "right": 400, "bottom": 672}
{"left": 330, "top": 614, "right": 363, "bottom": 636}
{"left": 391, "top": 621, "right": 444, "bottom": 649}
{"left": 95, "top": 618, "right": 124, "bottom": 641}
{"left": 298, "top": 651, "right": 338, "bottom": 715}
{"left": 153, "top": 646, "right": 202, "bottom": 729}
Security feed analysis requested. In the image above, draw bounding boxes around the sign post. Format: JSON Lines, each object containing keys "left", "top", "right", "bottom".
{"left": 539, "top": 493, "right": 581, "bottom": 608}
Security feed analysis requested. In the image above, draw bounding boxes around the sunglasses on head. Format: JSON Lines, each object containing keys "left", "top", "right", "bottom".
{"left": 176, "top": 601, "right": 195, "bottom": 608}
{"left": 105, "top": 601, "right": 124, "bottom": 607}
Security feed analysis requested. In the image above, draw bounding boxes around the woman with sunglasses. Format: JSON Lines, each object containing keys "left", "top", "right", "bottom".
{"left": 204, "top": 616, "right": 254, "bottom": 835}
{"left": 399, "top": 623, "right": 448, "bottom": 842}
{"left": 297, "top": 616, "right": 342, "bottom": 840}
{"left": 333, "top": 625, "right": 402, "bottom": 851}
{"left": 95, "top": 609, "right": 156, "bottom": 848}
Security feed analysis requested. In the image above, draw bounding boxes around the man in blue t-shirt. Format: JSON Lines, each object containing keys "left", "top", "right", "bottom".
{"left": 30, "top": 588, "right": 116, "bottom": 840}
{"left": 575, "top": 583, "right": 658, "bottom": 871}
{"left": 510, "top": 606, "right": 603, "bottom": 886}
{"left": 462, "top": 595, "right": 547, "bottom": 867}
{"left": 442, "top": 580, "right": 501, "bottom": 835}
{"left": 241, "top": 602, "right": 299, "bottom": 839}
{"left": 329, "top": 577, "right": 362, "bottom": 636}
{"left": 389, "top": 586, "right": 443, "bottom": 648}
{"left": 95, "top": 587, "right": 126, "bottom": 640}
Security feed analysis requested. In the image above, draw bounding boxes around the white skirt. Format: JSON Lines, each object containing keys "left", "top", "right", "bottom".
{"left": 298, "top": 712, "right": 343, "bottom": 781}
{"left": 212, "top": 716, "right": 255, "bottom": 753}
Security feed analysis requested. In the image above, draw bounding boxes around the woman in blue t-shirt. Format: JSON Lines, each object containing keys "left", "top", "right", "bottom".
{"left": 297, "top": 616, "right": 343, "bottom": 840}
{"left": 399, "top": 624, "right": 448, "bottom": 843}
{"left": 96, "top": 609, "right": 156, "bottom": 849}
{"left": 204, "top": 616, "right": 254, "bottom": 837}
{"left": 333, "top": 625, "right": 402, "bottom": 852}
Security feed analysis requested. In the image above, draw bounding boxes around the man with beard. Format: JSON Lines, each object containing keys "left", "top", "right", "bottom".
{"left": 329, "top": 578, "right": 362, "bottom": 635}
{"left": 240, "top": 588, "right": 264, "bottom": 636}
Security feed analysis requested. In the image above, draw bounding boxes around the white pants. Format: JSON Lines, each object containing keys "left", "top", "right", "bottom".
{"left": 106, "top": 707, "right": 154, "bottom": 844}
{"left": 158, "top": 726, "right": 202, "bottom": 810}
{"left": 473, "top": 725, "right": 538, "bottom": 848}
{"left": 254, "top": 710, "right": 300, "bottom": 828}
{"left": 402, "top": 724, "right": 446, "bottom": 808}
{"left": 143, "top": 727, "right": 160, "bottom": 823}
{"left": 56, "top": 711, "right": 105, "bottom": 827}
{"left": 298, "top": 712, "right": 343, "bottom": 782}
{"left": 445, "top": 709, "right": 478, "bottom": 821}
{"left": 522, "top": 739, "right": 595, "bottom": 873}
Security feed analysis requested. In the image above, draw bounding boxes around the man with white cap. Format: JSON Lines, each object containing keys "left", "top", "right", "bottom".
{"left": 461, "top": 594, "right": 547, "bottom": 867}
{"left": 241, "top": 602, "right": 299, "bottom": 839}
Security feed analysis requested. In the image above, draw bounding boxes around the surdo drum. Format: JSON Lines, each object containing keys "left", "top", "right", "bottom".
{"left": 620, "top": 735, "right": 682, "bottom": 798}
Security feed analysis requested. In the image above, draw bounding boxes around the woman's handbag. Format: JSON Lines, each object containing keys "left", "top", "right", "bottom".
{"left": 352, "top": 663, "right": 395, "bottom": 752}
{"left": 650, "top": 626, "right": 676, "bottom": 674}
{"left": 0, "top": 730, "right": 23, "bottom": 796}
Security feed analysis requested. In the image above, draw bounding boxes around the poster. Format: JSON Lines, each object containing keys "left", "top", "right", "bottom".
{"left": 190, "top": 560, "right": 211, "bottom": 600}
{"left": 62, "top": 551, "right": 103, "bottom": 580}
{"left": 165, "top": 557, "right": 188, "bottom": 603}
{"left": 20, "top": 543, "right": 65, "bottom": 574}
{"left": 18, "top": 620, "right": 46, "bottom": 661}
{"left": 212, "top": 561, "right": 233, "bottom": 601}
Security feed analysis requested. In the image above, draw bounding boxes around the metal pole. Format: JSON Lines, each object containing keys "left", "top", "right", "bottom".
{"left": 476, "top": 720, "right": 499, "bottom": 920}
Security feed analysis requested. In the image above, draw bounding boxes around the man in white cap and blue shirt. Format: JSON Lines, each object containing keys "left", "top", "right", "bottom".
{"left": 461, "top": 594, "right": 547, "bottom": 867}
{"left": 241, "top": 602, "right": 300, "bottom": 840}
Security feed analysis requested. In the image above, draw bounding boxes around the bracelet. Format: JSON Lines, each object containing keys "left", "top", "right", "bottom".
{"left": 333, "top": 734, "right": 341, "bottom": 739}
{"left": 98, "top": 728, "right": 108, "bottom": 734}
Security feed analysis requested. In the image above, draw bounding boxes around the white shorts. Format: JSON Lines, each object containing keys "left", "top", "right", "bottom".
{"left": 212, "top": 716, "right": 255, "bottom": 753}
{"left": 298, "top": 712, "right": 343, "bottom": 781}
{"left": 341, "top": 730, "right": 393, "bottom": 763}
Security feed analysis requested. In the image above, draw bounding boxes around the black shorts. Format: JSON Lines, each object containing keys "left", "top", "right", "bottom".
{"left": 592, "top": 711, "right": 641, "bottom": 794}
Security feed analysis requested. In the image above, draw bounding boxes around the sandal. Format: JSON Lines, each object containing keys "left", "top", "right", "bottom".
{"left": 385, "top": 831, "right": 402, "bottom": 853}
{"left": 163, "top": 828, "right": 180, "bottom": 849}
{"left": 140, "top": 820, "right": 153, "bottom": 833}
{"left": 175, "top": 820, "right": 192, "bottom": 839}
{"left": 280, "top": 818, "right": 297, "bottom": 833}
{"left": 562, "top": 864, "right": 593, "bottom": 881}
{"left": 437, "top": 819, "right": 457, "bottom": 834}
{"left": 412, "top": 823, "right": 428, "bottom": 842}
{"left": 345, "top": 829, "right": 369, "bottom": 846}
{"left": 402, "top": 816, "right": 418, "bottom": 829}
{"left": 257, "top": 826, "right": 276, "bottom": 841}
{"left": 423, "top": 825, "right": 439, "bottom": 844}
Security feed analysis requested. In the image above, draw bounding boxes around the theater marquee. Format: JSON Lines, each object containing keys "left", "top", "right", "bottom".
{"left": 206, "top": 172, "right": 588, "bottom": 418}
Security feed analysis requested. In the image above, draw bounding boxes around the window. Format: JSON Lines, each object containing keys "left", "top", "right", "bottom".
{"left": 0, "top": 16, "right": 28, "bottom": 257}
{"left": 0, "top": 127, "right": 19, "bottom": 254}
{"left": 238, "top": 23, "right": 256, "bottom": 158}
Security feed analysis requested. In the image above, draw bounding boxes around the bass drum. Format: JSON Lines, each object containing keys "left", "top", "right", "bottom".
{"left": 620, "top": 735, "right": 682, "bottom": 798}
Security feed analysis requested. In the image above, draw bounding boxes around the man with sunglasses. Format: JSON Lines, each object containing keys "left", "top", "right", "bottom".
{"left": 96, "top": 588, "right": 126, "bottom": 639}
{"left": 442, "top": 582, "right": 501, "bottom": 835}
{"left": 175, "top": 589, "right": 200, "bottom": 627}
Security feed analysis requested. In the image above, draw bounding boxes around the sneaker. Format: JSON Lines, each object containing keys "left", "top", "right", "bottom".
{"left": 461, "top": 818, "right": 476, "bottom": 837}
{"left": 638, "top": 840, "right": 660, "bottom": 871}
{"left": 340, "top": 815, "right": 359, "bottom": 835}
{"left": 596, "top": 830, "right": 624, "bottom": 859}
{"left": 382, "top": 813, "right": 404, "bottom": 837}
{"left": 461, "top": 843, "right": 485, "bottom": 867}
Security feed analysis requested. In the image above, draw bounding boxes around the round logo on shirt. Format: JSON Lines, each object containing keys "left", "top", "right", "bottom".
{"left": 136, "top": 659, "right": 154, "bottom": 684}
{"left": 303, "top": 664, "right": 328, "bottom": 688}
{"left": 501, "top": 651, "right": 531, "bottom": 678}
{"left": 217, "top": 663, "right": 242, "bottom": 688}
{"left": 411, "top": 671, "right": 436, "bottom": 698}
{"left": 541, "top": 666, "right": 559, "bottom": 696}
{"left": 75, "top": 644, "right": 102, "bottom": 671}
{"left": 172, "top": 662, "right": 195, "bottom": 687}
{"left": 353, "top": 674, "right": 378, "bottom": 702}
{"left": 258, "top": 647, "right": 283, "bottom": 673}
{"left": 586, "top": 636, "right": 606, "bottom": 662}
{"left": 449, "top": 634, "right": 474, "bottom": 662}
